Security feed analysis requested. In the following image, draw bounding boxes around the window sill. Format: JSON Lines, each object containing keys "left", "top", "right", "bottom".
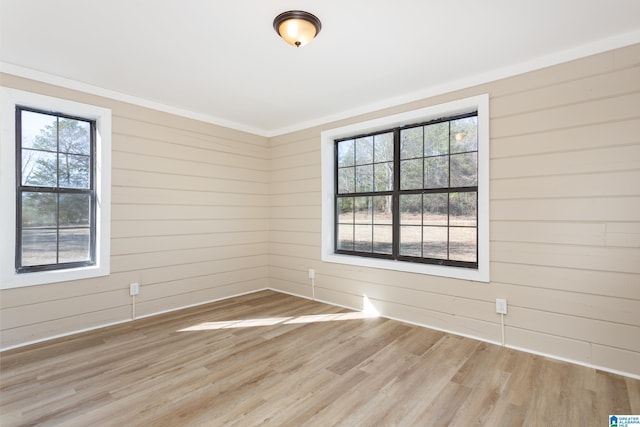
{"left": 1, "top": 264, "right": 110, "bottom": 289}
{"left": 322, "top": 252, "right": 489, "bottom": 282}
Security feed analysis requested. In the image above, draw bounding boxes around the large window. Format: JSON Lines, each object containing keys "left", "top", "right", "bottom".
{"left": 335, "top": 113, "right": 478, "bottom": 268}
{"left": 16, "top": 107, "right": 96, "bottom": 273}
{"left": 321, "top": 95, "right": 489, "bottom": 282}
{"left": 0, "top": 88, "right": 111, "bottom": 289}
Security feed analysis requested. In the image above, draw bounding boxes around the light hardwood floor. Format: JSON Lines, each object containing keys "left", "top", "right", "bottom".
{"left": 1, "top": 290, "right": 638, "bottom": 426}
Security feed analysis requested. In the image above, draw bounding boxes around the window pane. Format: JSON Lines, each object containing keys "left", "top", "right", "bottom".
{"left": 373, "top": 225, "right": 393, "bottom": 254}
{"left": 450, "top": 116, "right": 477, "bottom": 154}
{"left": 22, "top": 192, "right": 56, "bottom": 227}
{"left": 423, "top": 226, "right": 448, "bottom": 259}
{"left": 450, "top": 227, "right": 477, "bottom": 262}
{"left": 373, "top": 196, "right": 392, "bottom": 224}
{"left": 400, "top": 159, "right": 423, "bottom": 190}
{"left": 354, "top": 224, "right": 372, "bottom": 252}
{"left": 59, "top": 194, "right": 91, "bottom": 227}
{"left": 21, "top": 228, "right": 57, "bottom": 266}
{"left": 338, "top": 167, "right": 355, "bottom": 194}
{"left": 423, "top": 193, "right": 448, "bottom": 226}
{"left": 374, "top": 132, "right": 394, "bottom": 162}
{"left": 337, "top": 197, "right": 354, "bottom": 221}
{"left": 374, "top": 162, "right": 393, "bottom": 192}
{"left": 337, "top": 224, "right": 354, "bottom": 251}
{"left": 338, "top": 140, "right": 355, "bottom": 167}
{"left": 400, "top": 194, "right": 422, "bottom": 225}
{"left": 400, "top": 226, "right": 421, "bottom": 257}
{"left": 58, "top": 228, "right": 91, "bottom": 263}
{"left": 22, "top": 149, "right": 57, "bottom": 186}
{"left": 424, "top": 122, "right": 449, "bottom": 156}
{"left": 59, "top": 118, "right": 90, "bottom": 155}
{"left": 355, "top": 136, "right": 373, "bottom": 165}
{"left": 400, "top": 127, "right": 422, "bottom": 159}
{"left": 354, "top": 197, "right": 372, "bottom": 223}
{"left": 450, "top": 192, "right": 477, "bottom": 226}
{"left": 59, "top": 154, "right": 90, "bottom": 189}
{"left": 424, "top": 156, "right": 448, "bottom": 188}
{"left": 450, "top": 152, "right": 477, "bottom": 187}
{"left": 355, "top": 165, "right": 373, "bottom": 192}
{"left": 337, "top": 198, "right": 355, "bottom": 251}
{"left": 21, "top": 110, "right": 57, "bottom": 151}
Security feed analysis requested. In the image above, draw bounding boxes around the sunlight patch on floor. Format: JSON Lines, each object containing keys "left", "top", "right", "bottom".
{"left": 284, "top": 311, "right": 377, "bottom": 324}
{"left": 178, "top": 317, "right": 289, "bottom": 331}
{"left": 177, "top": 307, "right": 378, "bottom": 332}
{"left": 363, "top": 294, "right": 380, "bottom": 316}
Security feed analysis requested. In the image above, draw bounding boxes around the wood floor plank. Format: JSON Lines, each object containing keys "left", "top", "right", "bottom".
{"left": 629, "top": 377, "right": 640, "bottom": 414}
{"left": 1, "top": 290, "right": 638, "bottom": 426}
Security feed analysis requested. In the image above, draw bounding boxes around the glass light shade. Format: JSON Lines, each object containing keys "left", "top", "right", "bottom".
{"left": 278, "top": 19, "right": 316, "bottom": 47}
{"left": 274, "top": 11, "right": 321, "bottom": 47}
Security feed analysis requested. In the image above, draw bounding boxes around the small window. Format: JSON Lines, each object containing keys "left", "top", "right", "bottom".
{"left": 16, "top": 107, "right": 96, "bottom": 273}
{"left": 321, "top": 95, "right": 489, "bottom": 282}
{"left": 335, "top": 113, "right": 478, "bottom": 268}
{"left": 0, "top": 88, "right": 111, "bottom": 289}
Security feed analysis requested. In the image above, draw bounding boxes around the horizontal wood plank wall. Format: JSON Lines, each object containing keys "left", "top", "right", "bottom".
{"left": 0, "top": 74, "right": 270, "bottom": 349}
{"left": 267, "top": 43, "right": 640, "bottom": 377}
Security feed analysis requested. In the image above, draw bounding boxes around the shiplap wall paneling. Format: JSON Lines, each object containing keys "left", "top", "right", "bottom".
{"left": 267, "top": 44, "right": 640, "bottom": 377}
{"left": 0, "top": 74, "right": 269, "bottom": 349}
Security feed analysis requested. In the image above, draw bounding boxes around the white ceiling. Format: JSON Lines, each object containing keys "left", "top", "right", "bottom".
{"left": 1, "top": 0, "right": 639, "bottom": 137}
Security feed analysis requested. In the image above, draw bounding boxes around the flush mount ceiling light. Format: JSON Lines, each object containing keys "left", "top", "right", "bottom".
{"left": 273, "top": 10, "right": 322, "bottom": 47}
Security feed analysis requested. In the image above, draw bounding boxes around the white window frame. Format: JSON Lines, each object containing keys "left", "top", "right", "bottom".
{"left": 0, "top": 87, "right": 111, "bottom": 289}
{"left": 320, "top": 94, "right": 490, "bottom": 282}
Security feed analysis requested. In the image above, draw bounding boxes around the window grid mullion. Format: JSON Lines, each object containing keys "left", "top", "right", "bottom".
{"left": 420, "top": 125, "right": 425, "bottom": 259}
{"left": 55, "top": 193, "right": 60, "bottom": 265}
{"left": 447, "top": 121, "right": 451, "bottom": 261}
{"left": 420, "top": 193, "right": 424, "bottom": 258}
{"left": 392, "top": 128, "right": 400, "bottom": 259}
{"left": 55, "top": 117, "right": 60, "bottom": 265}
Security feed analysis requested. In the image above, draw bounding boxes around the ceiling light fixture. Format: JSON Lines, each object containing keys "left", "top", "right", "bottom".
{"left": 273, "top": 10, "right": 322, "bottom": 47}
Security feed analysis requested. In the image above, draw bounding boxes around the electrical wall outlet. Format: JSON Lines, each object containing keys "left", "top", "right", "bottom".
{"left": 308, "top": 268, "right": 315, "bottom": 279}
{"left": 496, "top": 298, "right": 507, "bottom": 315}
{"left": 130, "top": 282, "right": 140, "bottom": 296}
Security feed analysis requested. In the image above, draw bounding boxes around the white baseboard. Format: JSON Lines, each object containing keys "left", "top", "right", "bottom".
{"left": 0, "top": 287, "right": 270, "bottom": 353}
{"left": 268, "top": 287, "right": 640, "bottom": 380}
{"left": 2, "top": 286, "right": 638, "bottom": 380}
